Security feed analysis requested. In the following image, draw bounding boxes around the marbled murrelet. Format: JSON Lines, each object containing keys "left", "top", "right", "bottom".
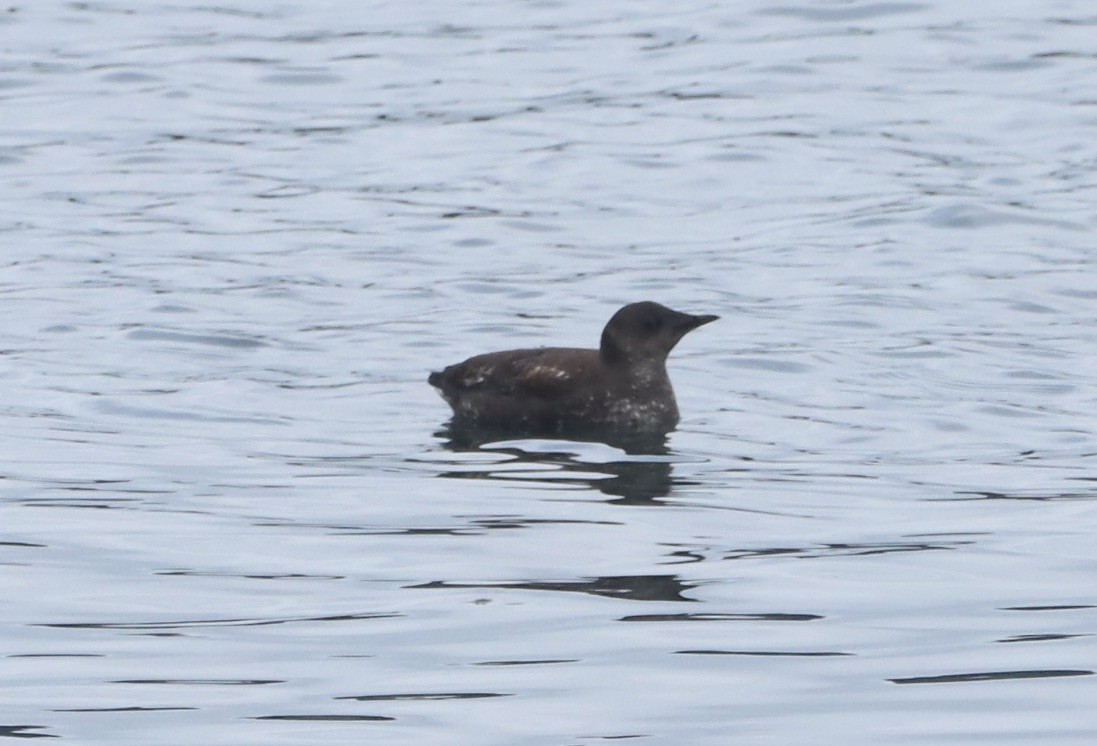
{"left": 429, "top": 301, "right": 718, "bottom": 437}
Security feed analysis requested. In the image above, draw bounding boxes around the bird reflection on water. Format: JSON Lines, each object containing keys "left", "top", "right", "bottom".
{"left": 409, "top": 574, "right": 699, "bottom": 603}
{"left": 433, "top": 423, "right": 696, "bottom": 506}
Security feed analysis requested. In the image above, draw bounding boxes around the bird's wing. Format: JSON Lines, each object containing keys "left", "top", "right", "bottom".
{"left": 438, "top": 348, "right": 597, "bottom": 399}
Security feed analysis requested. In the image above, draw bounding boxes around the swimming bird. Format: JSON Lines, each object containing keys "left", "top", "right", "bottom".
{"left": 429, "top": 301, "right": 718, "bottom": 438}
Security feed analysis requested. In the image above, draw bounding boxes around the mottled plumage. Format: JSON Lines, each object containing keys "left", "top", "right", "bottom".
{"left": 429, "top": 301, "right": 718, "bottom": 437}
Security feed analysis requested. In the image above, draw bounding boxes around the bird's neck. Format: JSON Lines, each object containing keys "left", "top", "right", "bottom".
{"left": 600, "top": 351, "right": 670, "bottom": 387}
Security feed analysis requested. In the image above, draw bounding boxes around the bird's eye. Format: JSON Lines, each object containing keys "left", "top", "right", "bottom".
{"left": 643, "top": 317, "right": 661, "bottom": 332}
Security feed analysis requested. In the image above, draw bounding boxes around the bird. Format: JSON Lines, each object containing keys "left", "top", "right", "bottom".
{"left": 428, "top": 301, "right": 718, "bottom": 439}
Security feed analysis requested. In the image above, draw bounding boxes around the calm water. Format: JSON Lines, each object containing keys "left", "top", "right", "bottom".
{"left": 3, "top": 1, "right": 1097, "bottom": 743}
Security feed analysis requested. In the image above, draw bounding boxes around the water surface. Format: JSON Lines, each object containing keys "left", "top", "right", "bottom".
{"left": 3, "top": 1, "right": 1097, "bottom": 744}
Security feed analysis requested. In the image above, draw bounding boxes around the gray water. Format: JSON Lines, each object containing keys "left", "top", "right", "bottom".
{"left": 4, "top": 1, "right": 1097, "bottom": 743}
